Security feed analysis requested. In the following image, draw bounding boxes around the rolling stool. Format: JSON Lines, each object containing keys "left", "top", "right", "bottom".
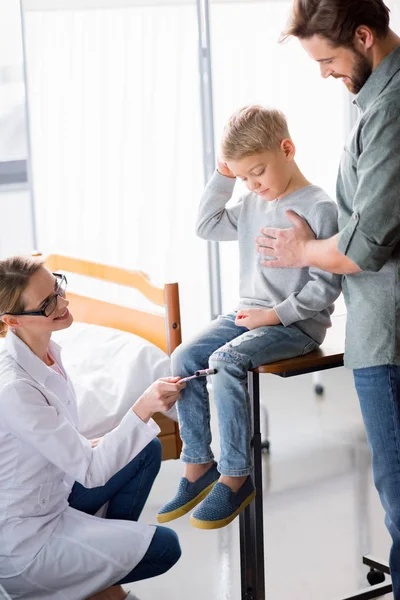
{"left": 338, "top": 556, "right": 391, "bottom": 599}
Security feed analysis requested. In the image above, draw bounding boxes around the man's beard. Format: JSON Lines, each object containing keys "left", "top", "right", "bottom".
{"left": 349, "top": 49, "right": 373, "bottom": 94}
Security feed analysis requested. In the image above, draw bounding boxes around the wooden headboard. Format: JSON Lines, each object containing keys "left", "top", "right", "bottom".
{"left": 43, "top": 254, "right": 182, "bottom": 355}
{"left": 38, "top": 253, "right": 183, "bottom": 460}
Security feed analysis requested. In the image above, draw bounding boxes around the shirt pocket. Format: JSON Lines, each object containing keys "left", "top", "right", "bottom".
{"left": 37, "top": 482, "right": 53, "bottom": 513}
{"left": 7, "top": 482, "right": 53, "bottom": 517}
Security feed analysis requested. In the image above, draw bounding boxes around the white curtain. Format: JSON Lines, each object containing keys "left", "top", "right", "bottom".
{"left": 23, "top": 3, "right": 209, "bottom": 338}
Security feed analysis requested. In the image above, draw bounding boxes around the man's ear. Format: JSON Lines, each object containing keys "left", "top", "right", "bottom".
{"left": 354, "top": 25, "right": 375, "bottom": 52}
{"left": 281, "top": 138, "right": 296, "bottom": 161}
{"left": 2, "top": 314, "right": 22, "bottom": 329}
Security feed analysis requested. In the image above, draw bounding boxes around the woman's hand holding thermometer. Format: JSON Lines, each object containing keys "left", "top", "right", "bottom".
{"left": 178, "top": 368, "right": 218, "bottom": 384}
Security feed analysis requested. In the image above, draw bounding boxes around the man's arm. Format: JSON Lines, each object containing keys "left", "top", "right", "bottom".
{"left": 257, "top": 211, "right": 361, "bottom": 275}
{"left": 304, "top": 235, "right": 361, "bottom": 274}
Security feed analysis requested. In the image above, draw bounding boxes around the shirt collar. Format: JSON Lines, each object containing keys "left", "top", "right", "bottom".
{"left": 353, "top": 46, "right": 400, "bottom": 112}
{"left": 5, "top": 329, "right": 64, "bottom": 386}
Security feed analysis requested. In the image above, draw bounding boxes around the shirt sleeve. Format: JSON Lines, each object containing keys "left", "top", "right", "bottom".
{"left": 337, "top": 105, "right": 400, "bottom": 272}
{"left": 0, "top": 380, "right": 160, "bottom": 488}
{"left": 196, "top": 170, "right": 245, "bottom": 241}
{"left": 274, "top": 200, "right": 342, "bottom": 326}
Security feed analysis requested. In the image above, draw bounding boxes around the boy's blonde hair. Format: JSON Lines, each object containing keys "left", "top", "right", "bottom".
{"left": 221, "top": 105, "right": 291, "bottom": 161}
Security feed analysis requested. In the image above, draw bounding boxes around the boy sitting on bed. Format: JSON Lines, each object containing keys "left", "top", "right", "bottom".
{"left": 158, "top": 105, "right": 342, "bottom": 530}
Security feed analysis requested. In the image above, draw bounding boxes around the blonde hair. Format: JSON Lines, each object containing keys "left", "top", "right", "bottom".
{"left": 0, "top": 256, "right": 44, "bottom": 336}
{"left": 221, "top": 105, "right": 291, "bottom": 161}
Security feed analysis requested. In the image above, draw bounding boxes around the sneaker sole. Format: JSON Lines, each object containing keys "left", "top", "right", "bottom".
{"left": 156, "top": 480, "right": 218, "bottom": 523}
{"left": 189, "top": 489, "right": 256, "bottom": 530}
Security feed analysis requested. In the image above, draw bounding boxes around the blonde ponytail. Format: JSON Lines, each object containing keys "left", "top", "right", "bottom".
{"left": 0, "top": 256, "right": 44, "bottom": 337}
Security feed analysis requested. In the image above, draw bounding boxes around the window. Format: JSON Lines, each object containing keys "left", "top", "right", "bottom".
{"left": 0, "top": 0, "right": 28, "bottom": 185}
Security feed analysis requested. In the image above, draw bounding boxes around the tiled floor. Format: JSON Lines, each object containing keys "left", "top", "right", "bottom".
{"left": 128, "top": 367, "right": 393, "bottom": 600}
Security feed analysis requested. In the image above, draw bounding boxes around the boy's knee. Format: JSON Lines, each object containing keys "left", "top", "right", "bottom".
{"left": 209, "top": 351, "right": 249, "bottom": 373}
{"left": 171, "top": 343, "right": 187, "bottom": 372}
{"left": 209, "top": 354, "right": 226, "bottom": 367}
{"left": 171, "top": 342, "right": 200, "bottom": 375}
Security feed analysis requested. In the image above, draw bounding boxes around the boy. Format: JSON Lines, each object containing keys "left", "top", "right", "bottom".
{"left": 157, "top": 105, "right": 341, "bottom": 530}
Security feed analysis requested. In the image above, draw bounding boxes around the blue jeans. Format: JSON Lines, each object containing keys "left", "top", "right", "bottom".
{"left": 173, "top": 313, "right": 318, "bottom": 476}
{"left": 68, "top": 438, "right": 181, "bottom": 584}
{"left": 354, "top": 365, "right": 400, "bottom": 599}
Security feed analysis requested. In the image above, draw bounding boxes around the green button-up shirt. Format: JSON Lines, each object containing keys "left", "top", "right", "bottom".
{"left": 337, "top": 46, "right": 400, "bottom": 368}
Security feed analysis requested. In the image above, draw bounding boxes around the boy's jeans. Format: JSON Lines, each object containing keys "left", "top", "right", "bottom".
{"left": 173, "top": 313, "right": 318, "bottom": 477}
{"left": 354, "top": 365, "right": 400, "bottom": 599}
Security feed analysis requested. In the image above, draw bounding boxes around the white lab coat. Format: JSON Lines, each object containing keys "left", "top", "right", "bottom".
{"left": 0, "top": 330, "right": 161, "bottom": 600}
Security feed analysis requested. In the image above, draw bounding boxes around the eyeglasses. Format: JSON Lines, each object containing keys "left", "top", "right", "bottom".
{"left": 1, "top": 273, "right": 67, "bottom": 318}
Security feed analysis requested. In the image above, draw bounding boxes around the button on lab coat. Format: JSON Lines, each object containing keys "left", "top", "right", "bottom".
{"left": 0, "top": 330, "right": 161, "bottom": 600}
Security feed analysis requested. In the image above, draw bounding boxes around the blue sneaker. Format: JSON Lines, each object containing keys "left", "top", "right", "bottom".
{"left": 190, "top": 476, "right": 256, "bottom": 530}
{"left": 157, "top": 462, "right": 219, "bottom": 523}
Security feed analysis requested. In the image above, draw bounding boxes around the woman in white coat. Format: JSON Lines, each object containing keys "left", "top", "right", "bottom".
{"left": 0, "top": 256, "right": 183, "bottom": 600}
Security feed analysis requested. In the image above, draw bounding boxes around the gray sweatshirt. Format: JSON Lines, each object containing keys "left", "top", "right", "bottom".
{"left": 197, "top": 171, "right": 342, "bottom": 344}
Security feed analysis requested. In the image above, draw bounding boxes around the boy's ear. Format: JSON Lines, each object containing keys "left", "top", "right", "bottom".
{"left": 281, "top": 138, "right": 296, "bottom": 161}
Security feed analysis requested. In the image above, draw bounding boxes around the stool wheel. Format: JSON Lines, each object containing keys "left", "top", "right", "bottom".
{"left": 314, "top": 384, "right": 324, "bottom": 396}
{"left": 367, "top": 569, "right": 386, "bottom": 585}
{"left": 261, "top": 440, "right": 270, "bottom": 454}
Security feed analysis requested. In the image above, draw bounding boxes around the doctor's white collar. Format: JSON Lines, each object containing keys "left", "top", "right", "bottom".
{"left": 5, "top": 329, "right": 64, "bottom": 386}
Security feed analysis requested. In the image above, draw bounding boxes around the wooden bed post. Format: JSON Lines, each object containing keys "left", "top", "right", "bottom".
{"left": 164, "top": 282, "right": 182, "bottom": 354}
{"left": 164, "top": 282, "right": 183, "bottom": 457}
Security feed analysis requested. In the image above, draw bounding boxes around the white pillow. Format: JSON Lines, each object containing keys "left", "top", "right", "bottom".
{"left": 52, "top": 322, "right": 176, "bottom": 439}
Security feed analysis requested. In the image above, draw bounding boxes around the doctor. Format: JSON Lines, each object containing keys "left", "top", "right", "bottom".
{"left": 0, "top": 256, "right": 183, "bottom": 600}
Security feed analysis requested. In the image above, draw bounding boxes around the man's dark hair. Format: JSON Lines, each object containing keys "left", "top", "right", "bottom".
{"left": 281, "top": 0, "right": 390, "bottom": 47}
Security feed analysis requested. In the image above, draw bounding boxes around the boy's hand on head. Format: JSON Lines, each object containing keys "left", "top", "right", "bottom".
{"left": 216, "top": 157, "right": 236, "bottom": 179}
{"left": 235, "top": 308, "right": 281, "bottom": 330}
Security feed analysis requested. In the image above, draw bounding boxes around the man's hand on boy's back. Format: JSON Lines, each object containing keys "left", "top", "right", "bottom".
{"left": 235, "top": 308, "right": 281, "bottom": 330}
{"left": 216, "top": 157, "right": 236, "bottom": 179}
